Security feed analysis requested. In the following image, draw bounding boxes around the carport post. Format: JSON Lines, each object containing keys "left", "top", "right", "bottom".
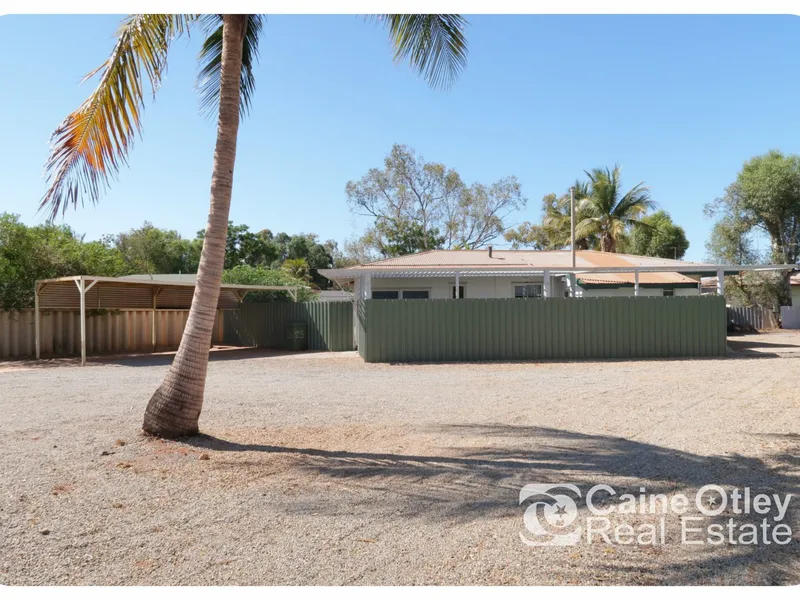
{"left": 78, "top": 277, "right": 86, "bottom": 366}
{"left": 151, "top": 288, "right": 162, "bottom": 351}
{"left": 34, "top": 282, "right": 41, "bottom": 359}
{"left": 74, "top": 277, "right": 99, "bottom": 366}
{"left": 716, "top": 268, "right": 725, "bottom": 296}
{"left": 634, "top": 270, "right": 640, "bottom": 297}
{"left": 454, "top": 272, "right": 460, "bottom": 298}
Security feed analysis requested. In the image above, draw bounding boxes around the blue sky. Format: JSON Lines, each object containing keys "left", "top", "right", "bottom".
{"left": 1, "top": 14, "right": 798, "bottom": 261}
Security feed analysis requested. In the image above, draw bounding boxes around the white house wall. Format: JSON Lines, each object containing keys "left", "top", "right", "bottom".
{"left": 578, "top": 286, "right": 699, "bottom": 297}
{"left": 364, "top": 276, "right": 698, "bottom": 299}
{"left": 370, "top": 276, "right": 569, "bottom": 299}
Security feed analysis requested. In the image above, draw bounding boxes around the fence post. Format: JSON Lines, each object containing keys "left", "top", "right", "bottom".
{"left": 34, "top": 283, "right": 41, "bottom": 359}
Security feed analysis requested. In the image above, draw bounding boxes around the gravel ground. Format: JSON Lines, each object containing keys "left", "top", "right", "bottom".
{"left": 1, "top": 336, "right": 799, "bottom": 586}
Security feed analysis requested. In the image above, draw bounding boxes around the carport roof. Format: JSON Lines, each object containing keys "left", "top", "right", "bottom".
{"left": 35, "top": 275, "right": 302, "bottom": 310}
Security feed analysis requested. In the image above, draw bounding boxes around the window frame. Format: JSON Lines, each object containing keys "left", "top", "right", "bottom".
{"left": 400, "top": 289, "right": 431, "bottom": 300}
{"left": 371, "top": 290, "right": 400, "bottom": 300}
{"left": 371, "top": 289, "right": 431, "bottom": 300}
{"left": 513, "top": 282, "right": 543, "bottom": 299}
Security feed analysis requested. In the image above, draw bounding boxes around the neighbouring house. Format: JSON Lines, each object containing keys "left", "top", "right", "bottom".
{"left": 793, "top": 274, "right": 800, "bottom": 305}
{"left": 320, "top": 249, "right": 717, "bottom": 300}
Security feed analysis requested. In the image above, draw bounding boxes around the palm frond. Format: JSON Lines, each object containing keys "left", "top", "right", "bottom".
{"left": 375, "top": 14, "right": 468, "bottom": 90}
{"left": 574, "top": 217, "right": 602, "bottom": 240}
{"left": 41, "top": 14, "right": 196, "bottom": 220}
{"left": 613, "top": 182, "right": 656, "bottom": 218}
{"left": 196, "top": 14, "right": 264, "bottom": 120}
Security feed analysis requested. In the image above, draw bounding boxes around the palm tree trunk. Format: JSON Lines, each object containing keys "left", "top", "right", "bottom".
{"left": 143, "top": 14, "right": 247, "bottom": 438}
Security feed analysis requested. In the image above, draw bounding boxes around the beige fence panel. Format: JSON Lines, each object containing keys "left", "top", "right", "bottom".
{"left": 727, "top": 305, "right": 779, "bottom": 331}
{"left": 0, "top": 309, "right": 227, "bottom": 360}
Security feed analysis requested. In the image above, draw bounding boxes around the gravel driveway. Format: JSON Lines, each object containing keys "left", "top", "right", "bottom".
{"left": 1, "top": 341, "right": 799, "bottom": 585}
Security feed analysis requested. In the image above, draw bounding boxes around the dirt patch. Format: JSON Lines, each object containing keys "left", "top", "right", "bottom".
{"left": 0, "top": 352, "right": 798, "bottom": 585}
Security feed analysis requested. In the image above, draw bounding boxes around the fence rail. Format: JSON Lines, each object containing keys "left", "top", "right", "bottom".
{"left": 727, "top": 305, "right": 778, "bottom": 331}
{"left": 357, "top": 296, "right": 728, "bottom": 363}
{"left": 0, "top": 309, "right": 225, "bottom": 360}
{"left": 223, "top": 301, "right": 353, "bottom": 351}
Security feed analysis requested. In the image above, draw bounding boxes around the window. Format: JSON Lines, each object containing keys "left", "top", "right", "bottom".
{"left": 662, "top": 289, "right": 674, "bottom": 297}
{"left": 372, "top": 291, "right": 399, "bottom": 300}
{"left": 401, "top": 290, "right": 429, "bottom": 300}
{"left": 372, "top": 290, "right": 429, "bottom": 300}
{"left": 452, "top": 285, "right": 465, "bottom": 299}
{"left": 514, "top": 284, "right": 542, "bottom": 299}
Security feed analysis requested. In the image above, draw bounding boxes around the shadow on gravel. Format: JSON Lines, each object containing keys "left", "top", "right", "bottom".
{"left": 102, "top": 348, "right": 304, "bottom": 368}
{"left": 185, "top": 426, "right": 799, "bottom": 585}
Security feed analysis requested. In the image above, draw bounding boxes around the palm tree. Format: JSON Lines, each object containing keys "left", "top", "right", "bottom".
{"left": 41, "top": 14, "right": 468, "bottom": 438}
{"left": 540, "top": 180, "right": 596, "bottom": 249}
{"left": 281, "top": 258, "right": 311, "bottom": 283}
{"left": 576, "top": 165, "right": 655, "bottom": 253}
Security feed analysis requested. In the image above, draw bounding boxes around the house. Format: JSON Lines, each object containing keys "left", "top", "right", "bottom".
{"left": 793, "top": 274, "right": 800, "bottom": 305}
{"left": 319, "top": 248, "right": 717, "bottom": 300}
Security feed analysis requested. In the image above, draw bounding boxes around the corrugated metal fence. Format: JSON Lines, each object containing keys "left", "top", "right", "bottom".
{"left": 357, "top": 296, "right": 728, "bottom": 363}
{"left": 727, "top": 305, "right": 778, "bottom": 330}
{"left": 780, "top": 306, "right": 800, "bottom": 329}
{"left": 0, "top": 309, "right": 225, "bottom": 359}
{"left": 223, "top": 301, "right": 353, "bottom": 351}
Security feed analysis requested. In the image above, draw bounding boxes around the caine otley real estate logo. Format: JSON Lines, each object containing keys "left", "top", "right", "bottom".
{"left": 519, "top": 484, "right": 794, "bottom": 547}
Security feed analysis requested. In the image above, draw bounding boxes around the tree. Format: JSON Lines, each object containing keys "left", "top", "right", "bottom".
{"left": 622, "top": 210, "right": 689, "bottom": 259}
{"left": 707, "top": 150, "right": 800, "bottom": 267}
{"left": 705, "top": 188, "right": 760, "bottom": 266}
{"left": 505, "top": 184, "right": 596, "bottom": 250}
{"left": 343, "top": 232, "right": 382, "bottom": 265}
{"left": 0, "top": 213, "right": 124, "bottom": 309}
{"left": 281, "top": 258, "right": 311, "bottom": 283}
{"left": 356, "top": 218, "right": 446, "bottom": 258}
{"left": 42, "top": 14, "right": 468, "bottom": 438}
{"left": 222, "top": 264, "right": 315, "bottom": 302}
{"left": 114, "top": 222, "right": 200, "bottom": 274}
{"left": 705, "top": 151, "right": 800, "bottom": 306}
{"left": 196, "top": 222, "right": 280, "bottom": 270}
{"left": 576, "top": 166, "right": 655, "bottom": 253}
{"left": 503, "top": 221, "right": 551, "bottom": 250}
{"left": 346, "top": 144, "right": 524, "bottom": 255}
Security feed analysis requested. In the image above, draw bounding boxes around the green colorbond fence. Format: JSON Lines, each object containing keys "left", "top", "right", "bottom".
{"left": 224, "top": 301, "right": 353, "bottom": 351}
{"left": 357, "top": 296, "right": 727, "bottom": 363}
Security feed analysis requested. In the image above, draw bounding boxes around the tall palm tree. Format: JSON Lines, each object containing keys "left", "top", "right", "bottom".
{"left": 576, "top": 165, "right": 655, "bottom": 253}
{"left": 41, "top": 14, "right": 468, "bottom": 438}
{"left": 541, "top": 180, "right": 596, "bottom": 249}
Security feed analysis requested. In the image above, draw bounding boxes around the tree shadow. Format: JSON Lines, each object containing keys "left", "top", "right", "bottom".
{"left": 183, "top": 425, "right": 799, "bottom": 584}
{"left": 727, "top": 340, "right": 800, "bottom": 350}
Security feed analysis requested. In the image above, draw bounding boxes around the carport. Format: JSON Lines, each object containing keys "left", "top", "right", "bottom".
{"left": 33, "top": 275, "right": 302, "bottom": 365}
